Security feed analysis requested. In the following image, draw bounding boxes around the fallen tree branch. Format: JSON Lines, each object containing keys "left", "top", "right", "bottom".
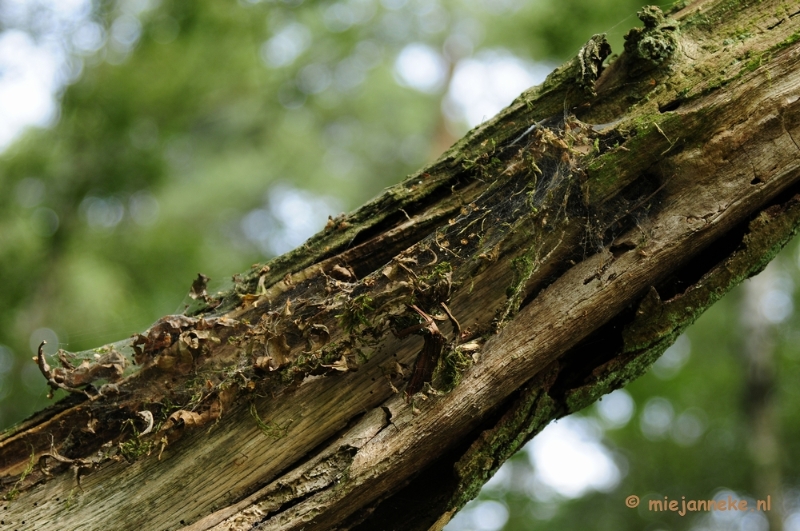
{"left": 1, "top": 1, "right": 799, "bottom": 529}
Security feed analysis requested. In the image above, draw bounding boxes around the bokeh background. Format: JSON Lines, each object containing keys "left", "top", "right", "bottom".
{"left": 1, "top": 0, "right": 799, "bottom": 530}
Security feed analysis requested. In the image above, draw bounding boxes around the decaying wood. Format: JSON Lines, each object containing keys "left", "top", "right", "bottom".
{"left": 1, "top": 1, "right": 799, "bottom": 529}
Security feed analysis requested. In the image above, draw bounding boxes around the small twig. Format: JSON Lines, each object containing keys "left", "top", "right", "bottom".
{"left": 509, "top": 118, "right": 546, "bottom": 147}
{"left": 395, "top": 261, "right": 418, "bottom": 280}
{"left": 435, "top": 232, "right": 461, "bottom": 258}
{"left": 653, "top": 122, "right": 676, "bottom": 155}
{"left": 35, "top": 341, "right": 89, "bottom": 398}
{"left": 39, "top": 440, "right": 100, "bottom": 491}
{"left": 400, "top": 305, "right": 446, "bottom": 398}
{"left": 423, "top": 248, "right": 438, "bottom": 267}
{"left": 440, "top": 302, "right": 462, "bottom": 340}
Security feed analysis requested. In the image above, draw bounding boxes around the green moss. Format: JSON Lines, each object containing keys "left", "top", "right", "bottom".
{"left": 119, "top": 437, "right": 153, "bottom": 463}
{"left": 250, "top": 403, "right": 291, "bottom": 440}
{"left": 623, "top": 6, "right": 679, "bottom": 71}
{"left": 585, "top": 111, "right": 691, "bottom": 203}
{"left": 742, "top": 52, "right": 767, "bottom": 74}
{"left": 502, "top": 248, "right": 538, "bottom": 322}
{"left": 336, "top": 294, "right": 374, "bottom": 333}
{"left": 4, "top": 450, "right": 35, "bottom": 501}
{"left": 439, "top": 346, "right": 473, "bottom": 392}
{"left": 744, "top": 31, "right": 800, "bottom": 73}
{"left": 683, "top": 29, "right": 798, "bottom": 98}
{"left": 450, "top": 367, "right": 562, "bottom": 510}
{"left": 319, "top": 340, "right": 347, "bottom": 365}
{"left": 682, "top": 0, "right": 755, "bottom": 30}
{"left": 420, "top": 261, "right": 452, "bottom": 284}
{"left": 782, "top": 31, "right": 800, "bottom": 47}
{"left": 666, "top": 0, "right": 689, "bottom": 14}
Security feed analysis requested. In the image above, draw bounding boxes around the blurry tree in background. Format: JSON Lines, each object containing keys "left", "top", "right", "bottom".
{"left": 1, "top": 0, "right": 798, "bottom": 530}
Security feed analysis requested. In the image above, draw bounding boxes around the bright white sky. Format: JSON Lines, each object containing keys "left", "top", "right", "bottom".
{"left": 0, "top": 28, "right": 63, "bottom": 149}
{"left": 0, "top": 0, "right": 87, "bottom": 149}
{"left": 0, "top": 0, "right": 146, "bottom": 151}
{"left": 393, "top": 41, "right": 553, "bottom": 128}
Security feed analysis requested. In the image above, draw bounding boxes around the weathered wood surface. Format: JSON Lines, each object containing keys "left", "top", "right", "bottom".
{"left": 1, "top": 1, "right": 799, "bottom": 529}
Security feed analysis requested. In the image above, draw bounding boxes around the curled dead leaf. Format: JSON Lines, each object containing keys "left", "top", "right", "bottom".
{"left": 306, "top": 324, "right": 330, "bottom": 350}
{"left": 240, "top": 294, "right": 260, "bottom": 309}
{"left": 155, "top": 340, "right": 194, "bottom": 373}
{"left": 281, "top": 298, "right": 292, "bottom": 317}
{"left": 331, "top": 264, "right": 355, "bottom": 281}
{"left": 459, "top": 341, "right": 481, "bottom": 352}
{"left": 179, "top": 329, "right": 218, "bottom": 351}
{"left": 322, "top": 356, "right": 349, "bottom": 372}
{"left": 164, "top": 410, "right": 205, "bottom": 429}
{"left": 266, "top": 335, "right": 291, "bottom": 370}
{"left": 45, "top": 348, "right": 127, "bottom": 390}
{"left": 84, "top": 417, "right": 99, "bottom": 434}
{"left": 162, "top": 400, "right": 221, "bottom": 431}
{"left": 190, "top": 273, "right": 210, "bottom": 300}
{"left": 132, "top": 314, "right": 198, "bottom": 362}
{"left": 137, "top": 410, "right": 154, "bottom": 435}
{"left": 254, "top": 356, "right": 272, "bottom": 371}
{"left": 180, "top": 331, "right": 200, "bottom": 350}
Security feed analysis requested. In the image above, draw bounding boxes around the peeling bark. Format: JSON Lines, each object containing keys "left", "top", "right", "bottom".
{"left": 1, "top": 1, "right": 799, "bottom": 529}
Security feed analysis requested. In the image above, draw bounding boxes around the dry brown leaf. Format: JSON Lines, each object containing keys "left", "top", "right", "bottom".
{"left": 322, "top": 356, "right": 349, "bottom": 372}
{"left": 162, "top": 402, "right": 221, "bottom": 431}
{"left": 267, "top": 335, "right": 291, "bottom": 370}
{"left": 189, "top": 273, "right": 210, "bottom": 300}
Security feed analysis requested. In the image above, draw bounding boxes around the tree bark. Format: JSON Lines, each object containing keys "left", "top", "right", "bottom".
{"left": 1, "top": 1, "right": 799, "bottom": 529}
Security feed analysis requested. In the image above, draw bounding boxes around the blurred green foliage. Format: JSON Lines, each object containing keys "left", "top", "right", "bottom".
{"left": 4, "top": 0, "right": 798, "bottom": 530}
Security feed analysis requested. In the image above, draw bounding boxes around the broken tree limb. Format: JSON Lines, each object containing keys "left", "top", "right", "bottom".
{"left": 1, "top": 1, "right": 799, "bottom": 529}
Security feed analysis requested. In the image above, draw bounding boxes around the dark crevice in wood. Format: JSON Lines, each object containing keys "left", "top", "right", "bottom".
{"left": 344, "top": 451, "right": 462, "bottom": 531}
{"left": 659, "top": 99, "right": 683, "bottom": 113}
{"left": 660, "top": 181, "right": 800, "bottom": 301}
{"left": 345, "top": 178, "right": 464, "bottom": 251}
{"left": 595, "top": 128, "right": 627, "bottom": 155}
{"left": 550, "top": 213, "right": 748, "bottom": 397}
{"left": 256, "top": 447, "right": 361, "bottom": 526}
{"left": 549, "top": 180, "right": 800, "bottom": 400}
{"left": 549, "top": 306, "right": 635, "bottom": 400}
{"left": 342, "top": 211, "right": 455, "bottom": 280}
{"left": 344, "top": 411, "right": 503, "bottom": 531}
{"left": 610, "top": 241, "right": 637, "bottom": 257}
